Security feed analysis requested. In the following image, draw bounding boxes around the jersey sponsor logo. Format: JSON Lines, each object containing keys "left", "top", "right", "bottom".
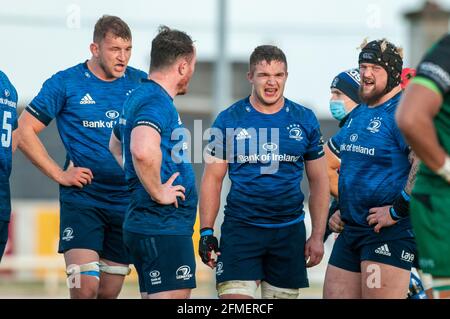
{"left": 4, "top": 89, "right": 10, "bottom": 97}
{"left": 176, "top": 265, "right": 193, "bottom": 281}
{"left": 401, "top": 250, "right": 415, "bottom": 263}
{"left": 238, "top": 153, "right": 301, "bottom": 163}
{"left": 418, "top": 61, "right": 450, "bottom": 90}
{"left": 105, "top": 110, "right": 119, "bottom": 120}
{"left": 79, "top": 93, "right": 96, "bottom": 105}
{"left": 82, "top": 120, "right": 116, "bottom": 128}
{"left": 367, "top": 117, "right": 382, "bottom": 133}
{"left": 62, "top": 227, "right": 74, "bottom": 241}
{"left": 150, "top": 269, "right": 162, "bottom": 285}
{"left": 82, "top": 110, "right": 120, "bottom": 129}
{"left": 262, "top": 142, "right": 278, "bottom": 151}
{"left": 236, "top": 128, "right": 252, "bottom": 140}
{"left": 286, "top": 124, "right": 303, "bottom": 141}
{"left": 0, "top": 97, "right": 16, "bottom": 108}
{"left": 339, "top": 143, "right": 375, "bottom": 156}
{"left": 216, "top": 262, "right": 224, "bottom": 276}
{"left": 350, "top": 134, "right": 358, "bottom": 142}
{"left": 375, "top": 244, "right": 391, "bottom": 256}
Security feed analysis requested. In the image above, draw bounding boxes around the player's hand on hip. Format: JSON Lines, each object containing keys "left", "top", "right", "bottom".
{"left": 154, "top": 172, "right": 186, "bottom": 208}
{"left": 198, "top": 228, "right": 221, "bottom": 269}
{"left": 304, "top": 235, "right": 324, "bottom": 268}
{"left": 367, "top": 205, "right": 397, "bottom": 233}
{"left": 58, "top": 161, "right": 93, "bottom": 188}
{"left": 328, "top": 210, "right": 345, "bottom": 233}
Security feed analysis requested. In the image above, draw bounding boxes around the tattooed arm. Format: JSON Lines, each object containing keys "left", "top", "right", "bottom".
{"left": 404, "top": 150, "right": 420, "bottom": 195}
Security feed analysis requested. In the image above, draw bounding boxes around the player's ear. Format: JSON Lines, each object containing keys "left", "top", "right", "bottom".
{"left": 178, "top": 59, "right": 188, "bottom": 76}
{"left": 90, "top": 42, "right": 100, "bottom": 58}
{"left": 247, "top": 71, "right": 254, "bottom": 83}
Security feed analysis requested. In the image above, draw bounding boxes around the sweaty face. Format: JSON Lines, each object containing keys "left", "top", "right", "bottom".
{"left": 95, "top": 32, "right": 132, "bottom": 80}
{"left": 359, "top": 63, "right": 387, "bottom": 105}
{"left": 177, "top": 53, "right": 196, "bottom": 96}
{"left": 248, "top": 60, "right": 287, "bottom": 107}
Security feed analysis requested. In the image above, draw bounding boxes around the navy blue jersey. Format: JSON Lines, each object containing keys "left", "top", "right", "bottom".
{"left": 0, "top": 71, "right": 18, "bottom": 221}
{"left": 26, "top": 62, "right": 146, "bottom": 209}
{"left": 120, "top": 79, "right": 197, "bottom": 236}
{"left": 207, "top": 97, "right": 324, "bottom": 226}
{"left": 329, "top": 93, "right": 413, "bottom": 234}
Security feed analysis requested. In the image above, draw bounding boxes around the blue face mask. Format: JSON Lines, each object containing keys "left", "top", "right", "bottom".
{"left": 329, "top": 100, "right": 347, "bottom": 121}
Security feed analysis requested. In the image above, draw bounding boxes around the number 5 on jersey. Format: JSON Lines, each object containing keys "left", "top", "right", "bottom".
{"left": 1, "top": 111, "right": 12, "bottom": 148}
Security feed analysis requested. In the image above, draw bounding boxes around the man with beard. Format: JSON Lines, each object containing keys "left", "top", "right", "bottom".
{"left": 323, "top": 39, "right": 419, "bottom": 299}
{"left": 109, "top": 26, "right": 197, "bottom": 299}
{"left": 17, "top": 15, "right": 147, "bottom": 298}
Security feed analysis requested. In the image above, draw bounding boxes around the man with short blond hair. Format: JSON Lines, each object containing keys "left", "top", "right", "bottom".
{"left": 323, "top": 39, "right": 419, "bottom": 299}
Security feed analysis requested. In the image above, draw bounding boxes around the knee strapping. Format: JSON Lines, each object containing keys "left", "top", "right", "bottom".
{"left": 66, "top": 261, "right": 100, "bottom": 280}
{"left": 99, "top": 261, "right": 131, "bottom": 276}
{"left": 261, "top": 281, "right": 299, "bottom": 299}
{"left": 217, "top": 280, "right": 258, "bottom": 298}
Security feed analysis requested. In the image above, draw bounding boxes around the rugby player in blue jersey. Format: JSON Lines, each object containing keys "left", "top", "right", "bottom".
{"left": 323, "top": 39, "right": 419, "bottom": 299}
{"left": 198, "top": 45, "right": 330, "bottom": 299}
{"left": 324, "top": 69, "right": 360, "bottom": 241}
{"left": 17, "top": 16, "right": 147, "bottom": 298}
{"left": 109, "top": 26, "right": 197, "bottom": 299}
{"left": 0, "top": 71, "right": 18, "bottom": 262}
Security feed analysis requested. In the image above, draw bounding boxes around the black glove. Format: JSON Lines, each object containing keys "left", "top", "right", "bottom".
{"left": 198, "top": 227, "right": 220, "bottom": 264}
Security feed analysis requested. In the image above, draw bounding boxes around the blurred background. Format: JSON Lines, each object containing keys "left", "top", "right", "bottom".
{"left": 1, "top": 0, "right": 449, "bottom": 298}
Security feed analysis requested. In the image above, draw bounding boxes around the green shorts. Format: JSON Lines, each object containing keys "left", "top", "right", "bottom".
{"left": 410, "top": 192, "right": 450, "bottom": 277}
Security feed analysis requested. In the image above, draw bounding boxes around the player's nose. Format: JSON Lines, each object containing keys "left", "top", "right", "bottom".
{"left": 117, "top": 50, "right": 126, "bottom": 62}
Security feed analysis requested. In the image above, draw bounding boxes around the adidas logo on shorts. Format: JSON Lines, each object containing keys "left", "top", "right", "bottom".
{"left": 236, "top": 128, "right": 251, "bottom": 140}
{"left": 80, "top": 93, "right": 96, "bottom": 105}
{"left": 375, "top": 244, "right": 391, "bottom": 256}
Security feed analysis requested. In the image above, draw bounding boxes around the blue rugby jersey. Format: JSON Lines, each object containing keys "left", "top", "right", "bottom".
{"left": 207, "top": 96, "right": 324, "bottom": 227}
{"left": 329, "top": 93, "right": 413, "bottom": 235}
{"left": 0, "top": 71, "right": 18, "bottom": 221}
{"left": 120, "top": 79, "right": 197, "bottom": 236}
{"left": 26, "top": 62, "right": 146, "bottom": 209}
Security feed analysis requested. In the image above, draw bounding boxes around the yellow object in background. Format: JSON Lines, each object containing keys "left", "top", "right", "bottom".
{"left": 32, "top": 207, "right": 201, "bottom": 282}
{"left": 35, "top": 208, "right": 61, "bottom": 278}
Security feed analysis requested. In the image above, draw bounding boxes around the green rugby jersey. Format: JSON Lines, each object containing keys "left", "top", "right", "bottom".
{"left": 412, "top": 34, "right": 450, "bottom": 195}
